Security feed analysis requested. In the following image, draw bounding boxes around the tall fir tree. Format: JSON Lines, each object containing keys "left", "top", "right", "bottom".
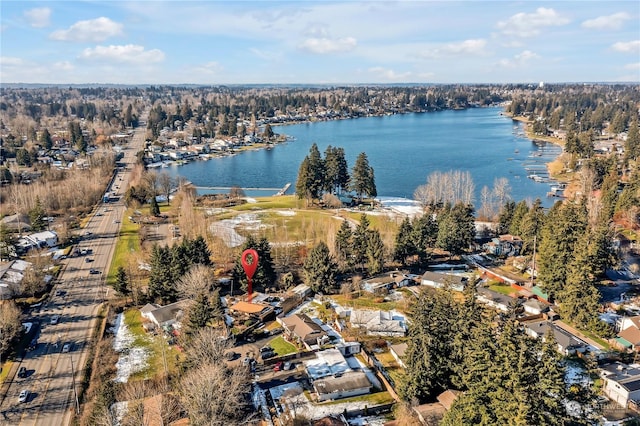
{"left": 350, "top": 152, "right": 376, "bottom": 202}
{"left": 303, "top": 241, "right": 337, "bottom": 294}
{"left": 114, "top": 266, "right": 131, "bottom": 297}
{"left": 393, "top": 217, "right": 415, "bottom": 266}
{"left": 365, "top": 229, "right": 385, "bottom": 275}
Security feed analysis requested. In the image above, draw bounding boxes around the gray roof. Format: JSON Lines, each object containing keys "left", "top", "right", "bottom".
{"left": 524, "top": 320, "right": 583, "bottom": 350}
{"left": 422, "top": 271, "right": 467, "bottom": 287}
{"left": 313, "top": 371, "right": 371, "bottom": 395}
{"left": 148, "top": 300, "right": 192, "bottom": 325}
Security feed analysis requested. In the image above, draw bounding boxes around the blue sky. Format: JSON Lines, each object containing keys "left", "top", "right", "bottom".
{"left": 1, "top": 1, "right": 638, "bottom": 85}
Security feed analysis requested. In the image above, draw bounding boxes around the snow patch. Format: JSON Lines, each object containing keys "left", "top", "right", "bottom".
{"left": 111, "top": 313, "right": 150, "bottom": 383}
{"left": 209, "top": 213, "right": 272, "bottom": 247}
{"left": 276, "top": 210, "right": 296, "bottom": 216}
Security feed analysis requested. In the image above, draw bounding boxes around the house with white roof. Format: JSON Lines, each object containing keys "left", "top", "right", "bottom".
{"left": 349, "top": 309, "right": 406, "bottom": 337}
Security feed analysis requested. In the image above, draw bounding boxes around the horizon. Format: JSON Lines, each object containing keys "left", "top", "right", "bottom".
{"left": 1, "top": 1, "right": 638, "bottom": 85}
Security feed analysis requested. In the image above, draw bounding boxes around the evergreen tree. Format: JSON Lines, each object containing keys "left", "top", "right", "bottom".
{"left": 232, "top": 235, "right": 276, "bottom": 292}
{"left": 40, "top": 128, "right": 52, "bottom": 150}
{"left": 171, "top": 242, "right": 191, "bottom": 283}
{"left": 148, "top": 245, "right": 177, "bottom": 303}
{"left": 393, "top": 217, "right": 415, "bottom": 266}
{"left": 400, "top": 289, "right": 457, "bottom": 402}
{"left": 350, "top": 152, "right": 376, "bottom": 202}
{"left": 150, "top": 195, "right": 160, "bottom": 216}
{"left": 324, "top": 146, "right": 350, "bottom": 194}
{"left": 114, "top": 266, "right": 131, "bottom": 297}
{"left": 412, "top": 213, "right": 437, "bottom": 265}
{"left": 295, "top": 156, "right": 313, "bottom": 203}
{"left": 352, "top": 214, "right": 370, "bottom": 271}
{"left": 519, "top": 198, "right": 544, "bottom": 254}
{"left": 28, "top": 197, "right": 47, "bottom": 231}
{"left": 509, "top": 200, "right": 529, "bottom": 236}
{"left": 537, "top": 201, "right": 587, "bottom": 300}
{"left": 210, "top": 288, "right": 224, "bottom": 326}
{"left": 365, "top": 229, "right": 385, "bottom": 275}
{"left": 625, "top": 120, "right": 639, "bottom": 164}
{"left": 186, "top": 293, "right": 213, "bottom": 333}
{"left": 436, "top": 203, "right": 475, "bottom": 257}
{"left": 188, "top": 235, "right": 213, "bottom": 266}
{"left": 497, "top": 200, "right": 516, "bottom": 235}
{"left": 334, "top": 219, "right": 353, "bottom": 270}
{"left": 303, "top": 241, "right": 337, "bottom": 294}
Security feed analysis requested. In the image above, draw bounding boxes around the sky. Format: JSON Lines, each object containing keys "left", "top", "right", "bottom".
{"left": 1, "top": 1, "right": 638, "bottom": 85}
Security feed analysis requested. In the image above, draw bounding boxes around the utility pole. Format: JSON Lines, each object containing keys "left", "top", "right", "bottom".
{"left": 69, "top": 355, "right": 80, "bottom": 415}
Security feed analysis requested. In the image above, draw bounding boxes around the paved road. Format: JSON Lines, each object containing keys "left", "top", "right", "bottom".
{"left": 0, "top": 113, "right": 148, "bottom": 426}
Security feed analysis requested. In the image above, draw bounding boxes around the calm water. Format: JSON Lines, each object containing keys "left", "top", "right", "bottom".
{"left": 167, "top": 107, "right": 561, "bottom": 207}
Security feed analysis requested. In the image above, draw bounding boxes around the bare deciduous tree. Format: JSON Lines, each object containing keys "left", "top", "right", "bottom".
{"left": 0, "top": 300, "right": 22, "bottom": 356}
{"left": 158, "top": 171, "right": 173, "bottom": 204}
{"left": 185, "top": 327, "right": 232, "bottom": 368}
{"left": 413, "top": 170, "right": 475, "bottom": 208}
{"left": 179, "top": 362, "right": 255, "bottom": 426}
{"left": 177, "top": 265, "right": 215, "bottom": 300}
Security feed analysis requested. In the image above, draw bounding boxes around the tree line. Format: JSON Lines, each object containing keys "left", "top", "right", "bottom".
{"left": 295, "top": 143, "right": 376, "bottom": 205}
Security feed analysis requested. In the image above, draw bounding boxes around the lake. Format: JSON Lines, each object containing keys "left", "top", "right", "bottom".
{"left": 167, "top": 106, "right": 562, "bottom": 207}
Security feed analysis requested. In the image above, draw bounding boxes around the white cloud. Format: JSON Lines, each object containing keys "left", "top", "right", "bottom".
{"left": 624, "top": 63, "right": 640, "bottom": 70}
{"left": 498, "top": 50, "right": 540, "bottom": 68}
{"left": 420, "top": 39, "right": 487, "bottom": 58}
{"left": 298, "top": 37, "right": 357, "bottom": 54}
{"left": 24, "top": 7, "right": 51, "bottom": 28}
{"left": 193, "top": 61, "right": 223, "bottom": 74}
{"left": 0, "top": 56, "right": 24, "bottom": 66}
{"left": 497, "top": 7, "right": 569, "bottom": 37}
{"left": 612, "top": 40, "right": 640, "bottom": 53}
{"left": 53, "top": 61, "right": 74, "bottom": 71}
{"left": 582, "top": 12, "right": 630, "bottom": 30}
{"left": 368, "top": 67, "right": 415, "bottom": 81}
{"left": 50, "top": 17, "right": 123, "bottom": 42}
{"left": 79, "top": 45, "right": 165, "bottom": 64}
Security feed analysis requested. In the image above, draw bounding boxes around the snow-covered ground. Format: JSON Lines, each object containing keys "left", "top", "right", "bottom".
{"left": 209, "top": 212, "right": 271, "bottom": 247}
{"left": 110, "top": 313, "right": 150, "bottom": 383}
{"left": 376, "top": 197, "right": 423, "bottom": 217}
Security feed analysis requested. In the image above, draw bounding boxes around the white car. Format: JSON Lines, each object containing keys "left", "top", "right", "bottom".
{"left": 50, "top": 315, "right": 60, "bottom": 325}
{"left": 62, "top": 343, "right": 71, "bottom": 353}
{"left": 18, "top": 389, "right": 29, "bottom": 403}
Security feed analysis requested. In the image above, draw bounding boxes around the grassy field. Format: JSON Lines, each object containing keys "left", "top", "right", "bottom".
{"left": 331, "top": 294, "right": 403, "bottom": 312}
{"left": 107, "top": 211, "right": 140, "bottom": 287}
{"left": 322, "top": 390, "right": 395, "bottom": 406}
{"left": 268, "top": 335, "right": 298, "bottom": 355}
{"left": 122, "top": 308, "right": 183, "bottom": 380}
{"left": 488, "top": 283, "right": 517, "bottom": 296}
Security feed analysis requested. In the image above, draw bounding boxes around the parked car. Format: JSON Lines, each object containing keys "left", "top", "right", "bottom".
{"left": 18, "top": 367, "right": 27, "bottom": 378}
{"left": 273, "top": 361, "right": 283, "bottom": 371}
{"left": 85, "top": 257, "right": 93, "bottom": 263}
{"left": 283, "top": 361, "right": 292, "bottom": 371}
{"left": 50, "top": 315, "right": 60, "bottom": 325}
{"left": 18, "top": 389, "right": 29, "bottom": 403}
{"left": 89, "top": 268, "right": 101, "bottom": 274}
{"left": 259, "top": 345, "right": 272, "bottom": 353}
{"left": 261, "top": 350, "right": 276, "bottom": 360}
{"left": 270, "top": 328, "right": 283, "bottom": 336}
{"left": 62, "top": 343, "right": 71, "bottom": 353}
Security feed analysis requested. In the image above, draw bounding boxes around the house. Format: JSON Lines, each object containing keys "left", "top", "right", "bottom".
{"left": 0, "top": 259, "right": 31, "bottom": 299}
{"left": 618, "top": 316, "right": 640, "bottom": 333}
{"left": 349, "top": 309, "right": 406, "bottom": 337}
{"left": 477, "top": 288, "right": 518, "bottom": 312}
{"left": 141, "top": 300, "right": 192, "bottom": 329}
{"left": 412, "top": 390, "right": 460, "bottom": 425}
{"left": 229, "top": 300, "right": 275, "bottom": 322}
{"left": 304, "top": 348, "right": 352, "bottom": 380}
{"left": 618, "top": 327, "right": 640, "bottom": 352}
{"left": 16, "top": 230, "right": 58, "bottom": 253}
{"left": 389, "top": 342, "right": 408, "bottom": 368}
{"left": 523, "top": 298, "right": 549, "bottom": 315}
{"left": 0, "top": 213, "right": 31, "bottom": 232}
{"left": 279, "top": 313, "right": 329, "bottom": 349}
{"left": 289, "top": 283, "right": 312, "bottom": 299}
{"left": 313, "top": 371, "right": 372, "bottom": 401}
{"left": 335, "top": 341, "right": 361, "bottom": 356}
{"left": 313, "top": 414, "right": 349, "bottom": 426}
{"left": 483, "top": 234, "right": 523, "bottom": 257}
{"left": 523, "top": 320, "right": 586, "bottom": 355}
{"left": 601, "top": 363, "right": 640, "bottom": 408}
{"left": 361, "top": 274, "right": 396, "bottom": 294}
{"left": 421, "top": 271, "right": 468, "bottom": 292}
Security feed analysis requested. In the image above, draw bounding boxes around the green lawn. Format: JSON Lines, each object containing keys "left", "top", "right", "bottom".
{"left": 488, "top": 283, "right": 517, "bottom": 296}
{"left": 268, "top": 335, "right": 298, "bottom": 355}
{"left": 321, "top": 390, "right": 396, "bottom": 406}
{"left": 107, "top": 211, "right": 140, "bottom": 287}
{"left": 230, "top": 195, "right": 299, "bottom": 211}
{"left": 331, "top": 294, "right": 401, "bottom": 312}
